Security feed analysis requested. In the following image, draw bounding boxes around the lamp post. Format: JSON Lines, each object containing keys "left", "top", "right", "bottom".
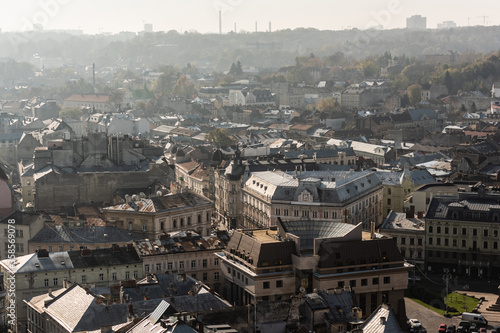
{"left": 442, "top": 268, "right": 452, "bottom": 316}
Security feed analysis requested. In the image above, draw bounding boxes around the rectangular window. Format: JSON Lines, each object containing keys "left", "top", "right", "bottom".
{"left": 53, "top": 278, "right": 58, "bottom": 286}
{"left": 323, "top": 211, "right": 329, "bottom": 218}
{"left": 401, "top": 237, "right": 406, "bottom": 245}
{"left": 134, "top": 271, "right": 138, "bottom": 279}
{"left": 44, "top": 279, "right": 49, "bottom": 287}
{"left": 99, "top": 273, "right": 104, "bottom": 281}
{"left": 462, "top": 228, "right": 467, "bottom": 236}
{"left": 361, "top": 279, "right": 368, "bottom": 286}
{"left": 418, "top": 238, "right": 423, "bottom": 246}
{"left": 484, "top": 241, "right": 488, "bottom": 249}
{"left": 276, "top": 280, "right": 283, "bottom": 288}
{"left": 284, "top": 209, "right": 289, "bottom": 216}
{"left": 202, "top": 259, "right": 207, "bottom": 268}
{"left": 437, "top": 226, "right": 441, "bottom": 233}
{"left": 462, "top": 240, "right": 467, "bottom": 248}
{"left": 372, "top": 278, "right": 379, "bottom": 285}
{"left": 275, "top": 208, "right": 281, "bottom": 215}
{"left": 214, "top": 258, "right": 219, "bottom": 266}
{"left": 338, "top": 281, "right": 345, "bottom": 288}
{"left": 384, "top": 277, "right": 390, "bottom": 284}
{"left": 444, "top": 227, "right": 449, "bottom": 234}
{"left": 191, "top": 260, "right": 196, "bottom": 269}
{"left": 494, "top": 242, "right": 498, "bottom": 250}
{"left": 112, "top": 272, "right": 117, "bottom": 281}
{"left": 58, "top": 245, "right": 63, "bottom": 252}
{"left": 167, "top": 262, "right": 173, "bottom": 270}
{"left": 179, "top": 261, "right": 184, "bottom": 269}
{"left": 145, "top": 264, "right": 150, "bottom": 273}
{"left": 484, "top": 229, "right": 489, "bottom": 237}
{"left": 453, "top": 239, "right": 457, "bottom": 247}
{"left": 214, "top": 272, "right": 219, "bottom": 280}
{"left": 263, "top": 281, "right": 270, "bottom": 289}
{"left": 48, "top": 246, "right": 52, "bottom": 252}
{"left": 350, "top": 280, "right": 356, "bottom": 287}
{"left": 294, "top": 210, "right": 299, "bottom": 217}
{"left": 156, "top": 263, "right": 161, "bottom": 272}
{"left": 428, "top": 238, "right": 433, "bottom": 245}
{"left": 82, "top": 275, "right": 86, "bottom": 283}
{"left": 453, "top": 227, "right": 457, "bottom": 235}
{"left": 429, "top": 226, "right": 433, "bottom": 233}
{"left": 473, "top": 229, "right": 477, "bottom": 236}
{"left": 437, "top": 238, "right": 441, "bottom": 245}
{"left": 410, "top": 238, "right": 415, "bottom": 245}
{"left": 203, "top": 273, "right": 208, "bottom": 281}
{"left": 444, "top": 239, "right": 449, "bottom": 246}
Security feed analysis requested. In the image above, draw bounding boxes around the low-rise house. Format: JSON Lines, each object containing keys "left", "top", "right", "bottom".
{"left": 0, "top": 212, "right": 45, "bottom": 259}
{"left": 380, "top": 211, "right": 425, "bottom": 269}
{"left": 63, "top": 94, "right": 113, "bottom": 113}
{"left": 358, "top": 303, "right": 403, "bottom": 333}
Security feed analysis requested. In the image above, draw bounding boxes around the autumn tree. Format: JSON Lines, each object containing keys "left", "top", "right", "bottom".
{"left": 59, "top": 108, "right": 83, "bottom": 120}
{"left": 205, "top": 128, "right": 234, "bottom": 148}
{"left": 318, "top": 97, "right": 339, "bottom": 113}
{"left": 407, "top": 84, "right": 422, "bottom": 106}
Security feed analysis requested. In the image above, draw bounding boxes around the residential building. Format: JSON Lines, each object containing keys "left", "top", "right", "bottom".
{"left": 424, "top": 185, "right": 500, "bottom": 278}
{"left": 228, "top": 88, "right": 274, "bottom": 107}
{"left": 0, "top": 245, "right": 142, "bottom": 331}
{"left": 27, "top": 132, "right": 169, "bottom": 210}
{"left": 406, "top": 15, "right": 427, "bottom": 30}
{"left": 327, "top": 139, "right": 393, "bottom": 166}
{"left": 377, "top": 168, "right": 436, "bottom": 215}
{"left": 133, "top": 230, "right": 229, "bottom": 292}
{"left": 0, "top": 168, "right": 14, "bottom": 219}
{"left": 359, "top": 303, "right": 403, "bottom": 333}
{"left": 63, "top": 94, "right": 113, "bottom": 113}
{"left": 284, "top": 148, "right": 356, "bottom": 166}
{"left": 404, "top": 182, "right": 461, "bottom": 218}
{"left": 217, "top": 220, "right": 410, "bottom": 318}
{"left": 380, "top": 211, "right": 425, "bottom": 269}
{"left": 102, "top": 191, "right": 213, "bottom": 238}
{"left": 1, "top": 212, "right": 45, "bottom": 260}
{"left": 242, "top": 170, "right": 384, "bottom": 230}
{"left": 340, "top": 82, "right": 392, "bottom": 109}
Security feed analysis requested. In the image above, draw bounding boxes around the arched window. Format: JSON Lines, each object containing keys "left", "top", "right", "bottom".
{"left": 160, "top": 221, "right": 165, "bottom": 230}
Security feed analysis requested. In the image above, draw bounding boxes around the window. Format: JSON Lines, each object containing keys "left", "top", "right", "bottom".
{"left": 428, "top": 237, "right": 433, "bottom": 245}
{"left": 294, "top": 210, "right": 299, "bottom": 217}
{"left": 173, "top": 219, "right": 177, "bottom": 228}
{"left": 198, "top": 215, "right": 202, "bottom": 223}
{"left": 48, "top": 246, "right": 52, "bottom": 252}
{"left": 495, "top": 242, "right": 498, "bottom": 250}
{"left": 82, "top": 275, "right": 87, "bottom": 283}
{"left": 484, "top": 229, "right": 489, "bottom": 237}
{"left": 410, "top": 238, "right": 415, "bottom": 246}
{"left": 444, "top": 239, "right": 449, "bottom": 246}
{"left": 145, "top": 264, "right": 150, "bottom": 273}
{"left": 484, "top": 241, "right": 488, "bottom": 249}
{"left": 179, "top": 261, "right": 184, "bottom": 269}
{"left": 167, "top": 262, "right": 173, "bottom": 270}
{"left": 418, "top": 238, "right": 423, "bottom": 246}
{"left": 214, "top": 258, "right": 219, "bottom": 266}
{"left": 187, "top": 217, "right": 191, "bottom": 225}
{"left": 142, "top": 224, "right": 147, "bottom": 231}
{"left": 437, "top": 238, "right": 441, "bottom": 245}
{"left": 495, "top": 230, "right": 499, "bottom": 237}
{"left": 191, "top": 274, "right": 197, "bottom": 279}
{"left": 160, "top": 221, "right": 165, "bottom": 230}
{"left": 372, "top": 278, "right": 379, "bottom": 285}
{"left": 275, "top": 208, "right": 281, "bottom": 215}
{"left": 473, "top": 229, "right": 477, "bottom": 236}
{"left": 462, "top": 228, "right": 467, "bottom": 236}
{"left": 191, "top": 260, "right": 196, "bottom": 269}
{"left": 387, "top": 198, "right": 391, "bottom": 205}
{"left": 462, "top": 240, "right": 467, "bottom": 248}
{"left": 429, "top": 226, "right": 433, "bottom": 233}
{"left": 338, "top": 281, "right": 345, "bottom": 288}
{"left": 99, "top": 273, "right": 104, "bottom": 281}
{"left": 263, "top": 281, "right": 270, "bottom": 289}
{"left": 444, "top": 227, "right": 449, "bottom": 234}
{"left": 180, "top": 218, "right": 184, "bottom": 226}
{"left": 437, "top": 226, "right": 441, "bottom": 234}
{"left": 384, "top": 277, "right": 390, "bottom": 284}
{"left": 350, "top": 280, "right": 356, "bottom": 287}
{"left": 125, "top": 271, "right": 130, "bottom": 280}
{"left": 453, "top": 239, "right": 457, "bottom": 247}
{"left": 112, "top": 272, "right": 117, "bottom": 281}
{"left": 53, "top": 278, "right": 58, "bottom": 286}
{"left": 134, "top": 271, "right": 138, "bottom": 279}
{"left": 202, "top": 259, "right": 207, "bottom": 268}
{"left": 156, "top": 263, "right": 161, "bottom": 272}
{"left": 323, "top": 211, "right": 329, "bottom": 218}
{"left": 401, "top": 237, "right": 406, "bottom": 245}
{"left": 361, "top": 279, "right": 368, "bottom": 286}
{"left": 276, "top": 280, "right": 283, "bottom": 288}
{"left": 44, "top": 279, "right": 49, "bottom": 287}
{"left": 203, "top": 273, "right": 208, "bottom": 281}
{"left": 387, "top": 188, "right": 391, "bottom": 195}
{"left": 58, "top": 245, "right": 63, "bottom": 252}
{"left": 453, "top": 227, "right": 457, "bottom": 235}
{"left": 214, "top": 272, "right": 220, "bottom": 280}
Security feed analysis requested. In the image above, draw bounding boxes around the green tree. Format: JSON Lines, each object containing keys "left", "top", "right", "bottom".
{"left": 318, "top": 97, "right": 338, "bottom": 113}
{"left": 59, "top": 108, "right": 83, "bottom": 120}
{"left": 408, "top": 84, "right": 422, "bottom": 106}
{"left": 172, "top": 75, "right": 196, "bottom": 97}
{"left": 205, "top": 128, "right": 234, "bottom": 148}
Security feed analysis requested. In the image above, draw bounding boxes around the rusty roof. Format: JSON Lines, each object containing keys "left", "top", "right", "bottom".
{"left": 135, "top": 230, "right": 229, "bottom": 256}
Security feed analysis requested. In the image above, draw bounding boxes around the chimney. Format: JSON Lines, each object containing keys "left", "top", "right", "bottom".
{"left": 380, "top": 317, "right": 386, "bottom": 325}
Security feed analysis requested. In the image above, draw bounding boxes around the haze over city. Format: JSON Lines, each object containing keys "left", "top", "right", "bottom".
{"left": 0, "top": 0, "right": 499, "bottom": 34}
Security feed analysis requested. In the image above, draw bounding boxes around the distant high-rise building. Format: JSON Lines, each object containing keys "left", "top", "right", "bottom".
{"left": 144, "top": 23, "right": 153, "bottom": 32}
{"left": 437, "top": 21, "right": 457, "bottom": 29}
{"left": 406, "top": 15, "right": 427, "bottom": 30}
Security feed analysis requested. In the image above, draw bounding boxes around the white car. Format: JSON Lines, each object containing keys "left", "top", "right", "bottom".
{"left": 409, "top": 319, "right": 422, "bottom": 328}
{"left": 408, "top": 275, "right": 422, "bottom": 281}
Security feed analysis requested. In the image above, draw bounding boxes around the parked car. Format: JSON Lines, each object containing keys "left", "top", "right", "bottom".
{"left": 438, "top": 324, "right": 447, "bottom": 333}
{"left": 457, "top": 321, "right": 470, "bottom": 333}
{"left": 446, "top": 325, "right": 456, "bottom": 333}
{"left": 409, "top": 319, "right": 422, "bottom": 328}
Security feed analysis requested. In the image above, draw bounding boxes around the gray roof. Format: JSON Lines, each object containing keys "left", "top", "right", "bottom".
{"left": 376, "top": 169, "right": 435, "bottom": 186}
{"left": 29, "top": 225, "right": 144, "bottom": 244}
{"left": 359, "top": 304, "right": 402, "bottom": 333}
{"left": 381, "top": 211, "right": 425, "bottom": 232}
{"left": 283, "top": 148, "right": 355, "bottom": 159}
{"left": 2, "top": 251, "right": 74, "bottom": 273}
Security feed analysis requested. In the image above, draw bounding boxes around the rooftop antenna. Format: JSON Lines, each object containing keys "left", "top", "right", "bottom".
{"left": 219, "top": 10, "right": 222, "bottom": 34}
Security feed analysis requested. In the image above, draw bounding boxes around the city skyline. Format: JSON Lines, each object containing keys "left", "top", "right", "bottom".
{"left": 0, "top": 0, "right": 499, "bottom": 35}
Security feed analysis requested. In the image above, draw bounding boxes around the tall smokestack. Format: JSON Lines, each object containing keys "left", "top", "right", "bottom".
{"left": 92, "top": 63, "right": 95, "bottom": 93}
{"left": 219, "top": 10, "right": 222, "bottom": 34}
{"left": 269, "top": 21, "right": 271, "bottom": 33}
{"left": 234, "top": 22, "right": 236, "bottom": 33}
{"left": 255, "top": 21, "right": 257, "bottom": 32}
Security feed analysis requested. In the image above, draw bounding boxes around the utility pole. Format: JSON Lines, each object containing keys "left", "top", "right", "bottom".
{"left": 443, "top": 268, "right": 452, "bottom": 316}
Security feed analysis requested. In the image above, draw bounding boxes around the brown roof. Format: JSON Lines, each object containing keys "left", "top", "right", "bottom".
{"left": 317, "top": 238, "right": 403, "bottom": 269}
{"left": 177, "top": 160, "right": 200, "bottom": 174}
{"left": 226, "top": 230, "right": 296, "bottom": 268}
{"left": 64, "top": 94, "right": 110, "bottom": 103}
{"left": 291, "top": 124, "right": 315, "bottom": 131}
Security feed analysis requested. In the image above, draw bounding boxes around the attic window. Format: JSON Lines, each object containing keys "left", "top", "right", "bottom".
{"left": 253, "top": 180, "right": 256, "bottom": 184}
{"left": 264, "top": 186, "right": 267, "bottom": 191}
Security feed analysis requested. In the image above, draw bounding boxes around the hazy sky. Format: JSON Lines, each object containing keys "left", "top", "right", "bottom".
{"left": 1, "top": 0, "right": 499, "bottom": 34}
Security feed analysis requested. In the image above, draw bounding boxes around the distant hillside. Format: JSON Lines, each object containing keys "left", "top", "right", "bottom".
{"left": 1, "top": 26, "right": 499, "bottom": 70}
